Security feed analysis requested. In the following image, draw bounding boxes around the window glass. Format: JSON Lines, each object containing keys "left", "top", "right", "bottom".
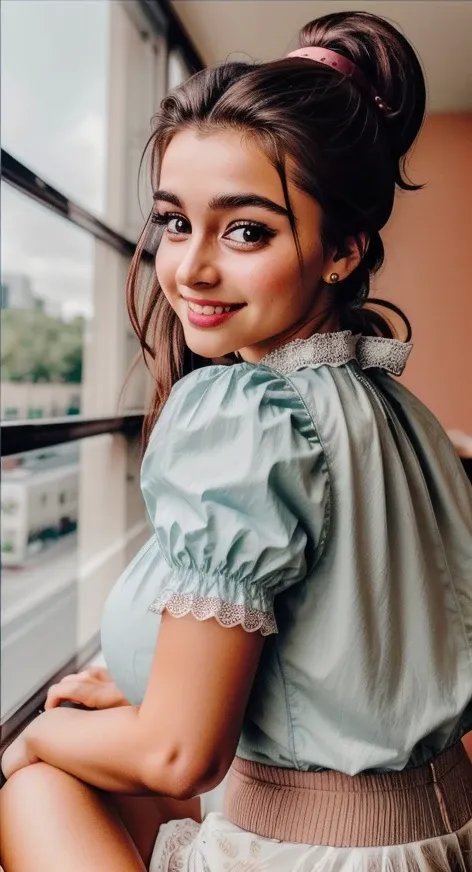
{"left": 1, "top": 443, "right": 80, "bottom": 724}
{"left": 0, "top": 0, "right": 158, "bottom": 738}
{"left": 1, "top": 431, "right": 147, "bottom": 733}
{"left": 1, "top": 0, "right": 110, "bottom": 216}
{"left": 1, "top": 183, "right": 93, "bottom": 420}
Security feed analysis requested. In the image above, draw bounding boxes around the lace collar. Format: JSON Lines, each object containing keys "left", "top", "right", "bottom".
{"left": 260, "top": 331, "right": 412, "bottom": 376}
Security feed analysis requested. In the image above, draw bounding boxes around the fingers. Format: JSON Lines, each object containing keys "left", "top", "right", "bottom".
{"left": 45, "top": 678, "right": 91, "bottom": 710}
{"left": 44, "top": 667, "right": 111, "bottom": 711}
{"left": 60, "top": 667, "right": 111, "bottom": 684}
{"left": 80, "top": 666, "right": 111, "bottom": 682}
{"left": 44, "top": 673, "right": 125, "bottom": 711}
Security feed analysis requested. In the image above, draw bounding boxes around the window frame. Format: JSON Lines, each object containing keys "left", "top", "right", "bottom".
{"left": 0, "top": 0, "right": 204, "bottom": 749}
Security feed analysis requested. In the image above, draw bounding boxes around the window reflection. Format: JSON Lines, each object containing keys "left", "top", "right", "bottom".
{"left": 1, "top": 444, "right": 80, "bottom": 724}
{"left": 1, "top": 430, "right": 147, "bottom": 729}
{"left": 1, "top": 0, "right": 110, "bottom": 217}
{"left": 1, "top": 183, "right": 93, "bottom": 420}
{"left": 0, "top": 0, "right": 155, "bottom": 734}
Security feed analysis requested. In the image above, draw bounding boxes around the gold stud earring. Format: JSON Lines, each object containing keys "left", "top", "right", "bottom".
{"left": 328, "top": 272, "right": 339, "bottom": 283}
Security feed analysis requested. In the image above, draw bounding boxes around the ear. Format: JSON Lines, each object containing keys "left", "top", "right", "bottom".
{"left": 323, "top": 234, "right": 369, "bottom": 283}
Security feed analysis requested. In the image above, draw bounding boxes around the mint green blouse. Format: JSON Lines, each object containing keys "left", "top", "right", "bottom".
{"left": 101, "top": 331, "right": 472, "bottom": 775}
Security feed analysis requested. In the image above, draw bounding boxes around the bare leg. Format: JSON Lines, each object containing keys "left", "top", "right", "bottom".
{"left": 109, "top": 793, "right": 202, "bottom": 867}
{"left": 0, "top": 764, "right": 202, "bottom": 872}
{"left": 0, "top": 763, "right": 146, "bottom": 872}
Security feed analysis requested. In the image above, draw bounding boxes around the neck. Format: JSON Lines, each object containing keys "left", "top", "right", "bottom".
{"left": 238, "top": 311, "right": 340, "bottom": 364}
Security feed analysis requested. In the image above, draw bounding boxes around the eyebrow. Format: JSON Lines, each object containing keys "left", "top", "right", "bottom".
{"left": 153, "top": 189, "right": 290, "bottom": 219}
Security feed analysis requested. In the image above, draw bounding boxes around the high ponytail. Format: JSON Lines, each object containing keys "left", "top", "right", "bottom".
{"left": 289, "top": 10, "right": 426, "bottom": 337}
{"left": 300, "top": 11, "right": 426, "bottom": 191}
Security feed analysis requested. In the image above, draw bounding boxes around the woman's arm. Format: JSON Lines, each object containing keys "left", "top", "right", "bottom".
{"left": 4, "top": 613, "right": 264, "bottom": 798}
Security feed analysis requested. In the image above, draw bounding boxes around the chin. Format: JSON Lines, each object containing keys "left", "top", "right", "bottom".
{"left": 183, "top": 330, "right": 238, "bottom": 361}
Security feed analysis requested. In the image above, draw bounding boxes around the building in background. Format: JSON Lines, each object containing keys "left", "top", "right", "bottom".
{"left": 0, "top": 381, "right": 82, "bottom": 420}
{"left": 1, "top": 272, "right": 34, "bottom": 310}
{"left": 1, "top": 459, "right": 79, "bottom": 567}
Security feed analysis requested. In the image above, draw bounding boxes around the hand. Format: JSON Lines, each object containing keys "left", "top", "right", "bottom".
{"left": 45, "top": 666, "right": 128, "bottom": 711}
{"left": 1, "top": 726, "right": 39, "bottom": 780}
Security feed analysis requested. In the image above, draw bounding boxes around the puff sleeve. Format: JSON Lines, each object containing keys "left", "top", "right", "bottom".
{"left": 141, "top": 364, "right": 330, "bottom": 635}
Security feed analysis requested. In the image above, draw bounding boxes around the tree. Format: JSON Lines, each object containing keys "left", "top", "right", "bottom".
{"left": 1, "top": 309, "right": 85, "bottom": 383}
{"left": 61, "top": 342, "right": 83, "bottom": 383}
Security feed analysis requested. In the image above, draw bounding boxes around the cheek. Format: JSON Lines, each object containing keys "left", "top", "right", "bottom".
{"left": 236, "top": 246, "right": 301, "bottom": 304}
{"left": 241, "top": 244, "right": 323, "bottom": 312}
{"left": 154, "top": 244, "right": 177, "bottom": 289}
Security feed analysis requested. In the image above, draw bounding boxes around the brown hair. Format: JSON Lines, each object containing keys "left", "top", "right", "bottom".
{"left": 127, "top": 11, "right": 426, "bottom": 445}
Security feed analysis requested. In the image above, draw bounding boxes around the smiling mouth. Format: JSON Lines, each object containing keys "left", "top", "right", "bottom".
{"left": 182, "top": 296, "right": 246, "bottom": 313}
{"left": 187, "top": 301, "right": 242, "bottom": 315}
{"left": 182, "top": 297, "right": 245, "bottom": 328}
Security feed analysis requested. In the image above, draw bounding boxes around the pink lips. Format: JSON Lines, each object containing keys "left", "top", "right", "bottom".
{"left": 184, "top": 297, "right": 245, "bottom": 329}
{"left": 187, "top": 309, "right": 241, "bottom": 328}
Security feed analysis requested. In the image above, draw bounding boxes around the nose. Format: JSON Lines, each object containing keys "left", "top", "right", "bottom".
{"left": 175, "top": 238, "right": 219, "bottom": 289}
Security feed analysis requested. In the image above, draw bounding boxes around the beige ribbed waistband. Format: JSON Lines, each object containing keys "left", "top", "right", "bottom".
{"left": 224, "top": 744, "right": 472, "bottom": 847}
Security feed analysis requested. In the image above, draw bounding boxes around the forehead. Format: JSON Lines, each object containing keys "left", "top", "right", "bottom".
{"left": 158, "top": 128, "right": 283, "bottom": 199}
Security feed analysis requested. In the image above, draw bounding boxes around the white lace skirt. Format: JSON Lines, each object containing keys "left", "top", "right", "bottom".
{"left": 149, "top": 813, "right": 472, "bottom": 872}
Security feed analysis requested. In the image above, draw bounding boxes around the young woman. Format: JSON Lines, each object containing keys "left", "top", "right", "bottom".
{"left": 1, "top": 10, "right": 471, "bottom": 872}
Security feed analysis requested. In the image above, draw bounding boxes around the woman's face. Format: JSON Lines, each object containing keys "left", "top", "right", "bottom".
{"left": 154, "top": 128, "right": 336, "bottom": 362}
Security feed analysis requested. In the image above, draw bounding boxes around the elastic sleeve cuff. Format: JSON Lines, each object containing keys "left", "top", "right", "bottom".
{"left": 149, "top": 579, "right": 278, "bottom": 636}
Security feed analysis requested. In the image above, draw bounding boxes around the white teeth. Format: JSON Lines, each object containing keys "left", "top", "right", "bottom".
{"left": 187, "top": 301, "right": 235, "bottom": 315}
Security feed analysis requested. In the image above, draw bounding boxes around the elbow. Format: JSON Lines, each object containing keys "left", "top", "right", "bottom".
{"left": 140, "top": 748, "right": 228, "bottom": 800}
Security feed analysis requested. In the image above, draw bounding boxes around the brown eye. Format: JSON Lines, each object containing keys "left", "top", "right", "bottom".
{"left": 151, "top": 213, "right": 190, "bottom": 235}
{"left": 225, "top": 222, "right": 275, "bottom": 246}
{"left": 170, "top": 217, "right": 189, "bottom": 234}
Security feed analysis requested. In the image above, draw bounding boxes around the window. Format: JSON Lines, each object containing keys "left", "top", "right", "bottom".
{"left": 0, "top": 0, "right": 174, "bottom": 738}
{"left": 1, "top": 434, "right": 147, "bottom": 730}
{"left": 1, "top": 444, "right": 80, "bottom": 723}
{"left": 1, "top": 500, "right": 18, "bottom": 516}
{"left": 1, "top": 183, "right": 93, "bottom": 421}
{"left": 1, "top": 534, "right": 16, "bottom": 553}
{"left": 1, "top": 0, "right": 110, "bottom": 217}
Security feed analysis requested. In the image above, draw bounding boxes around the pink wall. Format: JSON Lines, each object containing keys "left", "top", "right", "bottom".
{"left": 373, "top": 114, "right": 472, "bottom": 433}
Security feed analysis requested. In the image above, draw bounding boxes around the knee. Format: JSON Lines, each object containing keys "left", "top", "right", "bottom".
{"left": 1, "top": 765, "right": 59, "bottom": 866}
{"left": 2, "top": 761, "right": 55, "bottom": 791}
{"left": 1, "top": 763, "right": 69, "bottom": 814}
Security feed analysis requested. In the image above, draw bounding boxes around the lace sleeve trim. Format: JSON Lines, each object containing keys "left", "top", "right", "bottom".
{"left": 149, "top": 592, "right": 278, "bottom": 636}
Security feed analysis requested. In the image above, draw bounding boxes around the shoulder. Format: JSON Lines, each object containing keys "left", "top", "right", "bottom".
{"left": 142, "top": 363, "right": 327, "bottom": 515}
{"left": 148, "top": 362, "right": 312, "bottom": 448}
{"left": 141, "top": 363, "right": 331, "bottom": 604}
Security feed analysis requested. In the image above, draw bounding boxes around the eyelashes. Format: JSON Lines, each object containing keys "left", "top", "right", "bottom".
{"left": 150, "top": 211, "right": 276, "bottom": 247}
{"left": 151, "top": 212, "right": 188, "bottom": 231}
{"left": 226, "top": 221, "right": 276, "bottom": 246}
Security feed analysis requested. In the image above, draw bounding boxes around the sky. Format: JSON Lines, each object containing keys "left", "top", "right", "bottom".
{"left": 1, "top": 0, "right": 111, "bottom": 319}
